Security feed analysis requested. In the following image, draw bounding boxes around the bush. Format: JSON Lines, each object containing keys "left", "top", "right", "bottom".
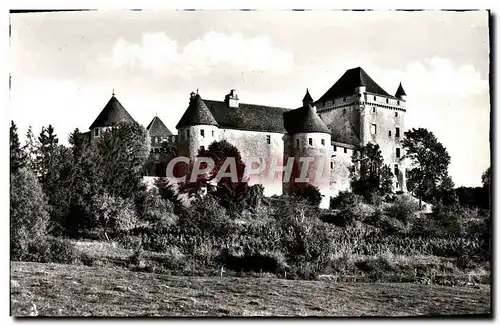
{"left": 330, "top": 191, "right": 363, "bottom": 209}
{"left": 11, "top": 237, "right": 80, "bottom": 264}
{"left": 84, "top": 193, "right": 139, "bottom": 240}
{"left": 385, "top": 195, "right": 419, "bottom": 223}
{"left": 289, "top": 183, "right": 323, "bottom": 207}
{"left": 135, "top": 187, "right": 177, "bottom": 227}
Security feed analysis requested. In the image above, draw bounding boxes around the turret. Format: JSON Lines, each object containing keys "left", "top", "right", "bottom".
{"left": 302, "top": 88, "right": 314, "bottom": 108}
{"left": 395, "top": 82, "right": 407, "bottom": 101}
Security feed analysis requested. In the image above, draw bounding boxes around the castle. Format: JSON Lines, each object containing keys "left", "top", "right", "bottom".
{"left": 87, "top": 67, "right": 407, "bottom": 208}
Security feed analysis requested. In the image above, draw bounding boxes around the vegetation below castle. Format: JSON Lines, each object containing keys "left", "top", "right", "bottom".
{"left": 10, "top": 121, "right": 491, "bottom": 284}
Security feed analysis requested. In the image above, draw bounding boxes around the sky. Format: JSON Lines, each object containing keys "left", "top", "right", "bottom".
{"left": 9, "top": 10, "right": 490, "bottom": 187}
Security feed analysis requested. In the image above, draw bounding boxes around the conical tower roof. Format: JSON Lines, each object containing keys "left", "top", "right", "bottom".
{"left": 89, "top": 93, "right": 136, "bottom": 129}
{"left": 146, "top": 116, "right": 173, "bottom": 137}
{"left": 284, "top": 104, "right": 330, "bottom": 134}
{"left": 395, "top": 82, "right": 407, "bottom": 98}
{"left": 176, "top": 93, "right": 219, "bottom": 129}
{"left": 302, "top": 88, "right": 313, "bottom": 103}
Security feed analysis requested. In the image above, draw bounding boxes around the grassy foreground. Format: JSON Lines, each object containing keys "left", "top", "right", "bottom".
{"left": 10, "top": 261, "right": 491, "bottom": 317}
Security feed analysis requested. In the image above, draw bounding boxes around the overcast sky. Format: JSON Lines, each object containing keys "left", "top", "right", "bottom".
{"left": 9, "top": 10, "right": 489, "bottom": 187}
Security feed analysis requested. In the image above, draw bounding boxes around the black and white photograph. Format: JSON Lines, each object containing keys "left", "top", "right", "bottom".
{"left": 8, "top": 8, "right": 492, "bottom": 317}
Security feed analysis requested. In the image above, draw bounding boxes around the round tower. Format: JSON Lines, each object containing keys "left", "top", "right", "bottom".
{"left": 176, "top": 91, "right": 220, "bottom": 159}
{"left": 286, "top": 90, "right": 332, "bottom": 209}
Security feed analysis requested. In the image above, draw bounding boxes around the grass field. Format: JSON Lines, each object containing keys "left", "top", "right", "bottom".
{"left": 10, "top": 261, "right": 491, "bottom": 317}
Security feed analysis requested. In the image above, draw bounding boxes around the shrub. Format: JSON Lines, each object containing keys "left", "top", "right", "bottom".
{"left": 84, "top": 193, "right": 139, "bottom": 240}
{"left": 289, "top": 183, "right": 323, "bottom": 207}
{"left": 385, "top": 195, "right": 419, "bottom": 224}
{"left": 330, "top": 191, "right": 363, "bottom": 209}
{"left": 135, "top": 187, "right": 177, "bottom": 227}
{"left": 11, "top": 237, "right": 80, "bottom": 265}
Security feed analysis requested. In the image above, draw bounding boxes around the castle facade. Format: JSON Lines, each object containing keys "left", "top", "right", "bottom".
{"left": 88, "top": 67, "right": 407, "bottom": 209}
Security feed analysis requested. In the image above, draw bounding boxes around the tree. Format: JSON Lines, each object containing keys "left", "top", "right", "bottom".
{"left": 93, "top": 121, "right": 151, "bottom": 198}
{"left": 289, "top": 183, "right": 323, "bottom": 207}
{"left": 22, "top": 125, "right": 39, "bottom": 172}
{"left": 10, "top": 121, "right": 26, "bottom": 173}
{"left": 435, "top": 173, "right": 459, "bottom": 207}
{"left": 10, "top": 168, "right": 50, "bottom": 256}
{"left": 36, "top": 124, "right": 59, "bottom": 183}
{"left": 481, "top": 167, "right": 491, "bottom": 209}
{"left": 402, "top": 128, "right": 451, "bottom": 209}
{"left": 350, "top": 142, "right": 393, "bottom": 198}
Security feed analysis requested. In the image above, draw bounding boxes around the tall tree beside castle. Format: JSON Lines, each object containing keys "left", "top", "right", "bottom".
{"left": 350, "top": 142, "right": 393, "bottom": 198}
{"left": 402, "top": 128, "right": 451, "bottom": 208}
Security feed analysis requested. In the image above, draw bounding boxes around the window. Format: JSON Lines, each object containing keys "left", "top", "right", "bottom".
{"left": 394, "top": 164, "right": 399, "bottom": 177}
{"left": 186, "top": 129, "right": 190, "bottom": 138}
{"left": 343, "top": 109, "right": 346, "bottom": 114}
{"left": 308, "top": 138, "right": 313, "bottom": 146}
{"left": 371, "top": 124, "right": 377, "bottom": 135}
{"left": 396, "top": 148, "right": 401, "bottom": 158}
{"left": 200, "top": 146, "right": 205, "bottom": 151}
{"left": 374, "top": 96, "right": 377, "bottom": 101}
{"left": 397, "top": 100, "right": 400, "bottom": 105}
{"left": 395, "top": 112, "right": 398, "bottom": 117}
{"left": 334, "top": 145, "right": 337, "bottom": 152}
{"left": 386, "top": 98, "right": 389, "bottom": 104}
{"left": 266, "top": 135, "right": 271, "bottom": 144}
{"left": 212, "top": 130, "right": 215, "bottom": 137}
{"left": 94, "top": 128, "right": 99, "bottom": 137}
{"left": 388, "top": 130, "right": 392, "bottom": 137}
{"left": 372, "top": 107, "right": 376, "bottom": 113}
{"left": 330, "top": 162, "right": 334, "bottom": 169}
{"left": 344, "top": 148, "right": 347, "bottom": 154}
{"left": 321, "top": 139, "right": 325, "bottom": 146}
{"left": 296, "top": 139, "right": 299, "bottom": 147}
{"left": 200, "top": 129, "right": 205, "bottom": 137}
{"left": 395, "top": 127, "right": 400, "bottom": 138}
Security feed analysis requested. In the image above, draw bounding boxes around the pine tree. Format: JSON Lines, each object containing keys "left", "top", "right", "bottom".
{"left": 22, "top": 125, "right": 39, "bottom": 173}
{"left": 10, "top": 121, "right": 26, "bottom": 173}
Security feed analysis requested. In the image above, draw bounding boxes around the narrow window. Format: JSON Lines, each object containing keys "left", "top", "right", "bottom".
{"left": 266, "top": 135, "right": 271, "bottom": 144}
{"left": 395, "top": 127, "right": 400, "bottom": 138}
{"left": 321, "top": 139, "right": 325, "bottom": 146}
{"left": 334, "top": 145, "right": 337, "bottom": 152}
{"left": 371, "top": 124, "right": 377, "bottom": 135}
{"left": 295, "top": 139, "right": 299, "bottom": 147}
{"left": 200, "top": 145, "right": 205, "bottom": 151}
{"left": 344, "top": 148, "right": 347, "bottom": 154}
{"left": 372, "top": 107, "right": 376, "bottom": 113}
{"left": 395, "top": 112, "right": 398, "bottom": 117}
{"left": 374, "top": 96, "right": 377, "bottom": 101}
{"left": 388, "top": 130, "right": 392, "bottom": 137}
{"left": 186, "top": 129, "right": 190, "bottom": 138}
{"left": 212, "top": 130, "right": 215, "bottom": 137}
{"left": 94, "top": 128, "right": 99, "bottom": 137}
{"left": 330, "top": 162, "right": 334, "bottom": 169}
{"left": 308, "top": 138, "right": 313, "bottom": 146}
{"left": 200, "top": 129, "right": 205, "bottom": 137}
{"left": 396, "top": 148, "right": 401, "bottom": 158}
{"left": 394, "top": 164, "right": 399, "bottom": 176}
{"left": 397, "top": 100, "right": 400, "bottom": 105}
{"left": 386, "top": 98, "right": 389, "bottom": 104}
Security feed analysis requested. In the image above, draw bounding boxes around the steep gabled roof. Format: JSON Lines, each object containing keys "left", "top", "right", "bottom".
{"left": 283, "top": 104, "right": 330, "bottom": 134}
{"left": 395, "top": 82, "right": 407, "bottom": 98}
{"left": 147, "top": 116, "right": 173, "bottom": 137}
{"left": 317, "top": 67, "right": 396, "bottom": 102}
{"left": 202, "top": 100, "right": 289, "bottom": 133}
{"left": 89, "top": 95, "right": 136, "bottom": 129}
{"left": 176, "top": 94, "right": 218, "bottom": 129}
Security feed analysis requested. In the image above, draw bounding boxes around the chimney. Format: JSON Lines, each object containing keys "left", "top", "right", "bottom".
{"left": 225, "top": 89, "right": 239, "bottom": 108}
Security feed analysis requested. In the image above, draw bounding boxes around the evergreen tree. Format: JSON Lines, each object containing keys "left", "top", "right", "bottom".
{"left": 22, "top": 125, "right": 39, "bottom": 173}
{"left": 10, "top": 121, "right": 26, "bottom": 173}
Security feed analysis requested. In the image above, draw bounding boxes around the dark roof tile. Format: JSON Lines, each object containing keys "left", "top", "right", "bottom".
{"left": 147, "top": 116, "right": 173, "bottom": 137}
{"left": 317, "top": 67, "right": 396, "bottom": 102}
{"left": 89, "top": 95, "right": 136, "bottom": 129}
{"left": 176, "top": 94, "right": 218, "bottom": 129}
